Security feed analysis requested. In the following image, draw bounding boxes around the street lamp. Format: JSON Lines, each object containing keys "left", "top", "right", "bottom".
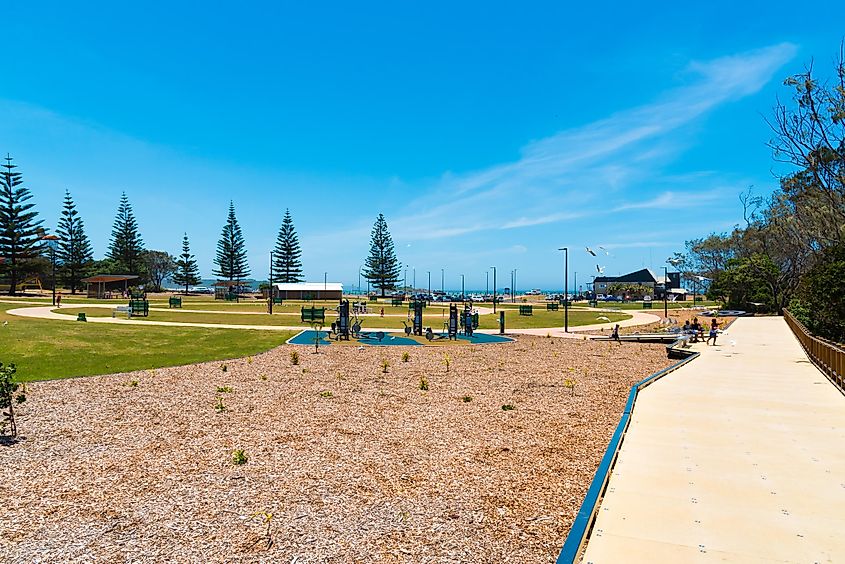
{"left": 427, "top": 270, "right": 431, "bottom": 297}
{"left": 461, "top": 274, "right": 465, "bottom": 301}
{"left": 441, "top": 268, "right": 444, "bottom": 294}
{"left": 663, "top": 266, "right": 669, "bottom": 318}
{"left": 358, "top": 266, "right": 362, "bottom": 296}
{"left": 558, "top": 247, "right": 569, "bottom": 332}
{"left": 42, "top": 235, "right": 59, "bottom": 306}
{"left": 490, "top": 266, "right": 497, "bottom": 313}
{"left": 514, "top": 268, "right": 517, "bottom": 302}
{"left": 269, "top": 250, "right": 274, "bottom": 315}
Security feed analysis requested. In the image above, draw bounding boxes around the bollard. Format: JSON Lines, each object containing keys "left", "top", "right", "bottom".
{"left": 499, "top": 311, "right": 505, "bottom": 334}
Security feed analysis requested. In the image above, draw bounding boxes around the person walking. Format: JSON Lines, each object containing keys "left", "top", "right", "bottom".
{"left": 707, "top": 317, "right": 720, "bottom": 345}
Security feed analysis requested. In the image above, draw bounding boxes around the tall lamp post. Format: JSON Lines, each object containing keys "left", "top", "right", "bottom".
{"left": 441, "top": 268, "right": 444, "bottom": 294}
{"left": 514, "top": 268, "right": 517, "bottom": 302}
{"left": 558, "top": 247, "right": 569, "bottom": 332}
{"left": 460, "top": 274, "right": 465, "bottom": 302}
{"left": 663, "top": 266, "right": 669, "bottom": 318}
{"left": 42, "top": 235, "right": 59, "bottom": 306}
{"left": 358, "top": 266, "right": 362, "bottom": 296}
{"left": 490, "top": 266, "right": 497, "bottom": 313}
{"left": 427, "top": 271, "right": 431, "bottom": 297}
{"left": 269, "top": 251, "right": 274, "bottom": 315}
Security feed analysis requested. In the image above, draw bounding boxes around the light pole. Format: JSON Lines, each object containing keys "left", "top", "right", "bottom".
{"left": 663, "top": 266, "right": 669, "bottom": 318}
{"left": 42, "top": 235, "right": 59, "bottom": 306}
{"left": 558, "top": 247, "right": 569, "bottom": 332}
{"left": 358, "top": 267, "right": 362, "bottom": 296}
{"left": 461, "top": 274, "right": 465, "bottom": 301}
{"left": 269, "top": 250, "right": 273, "bottom": 315}
{"left": 486, "top": 271, "right": 489, "bottom": 299}
{"left": 514, "top": 268, "right": 517, "bottom": 302}
{"left": 404, "top": 268, "right": 407, "bottom": 294}
{"left": 441, "top": 268, "right": 444, "bottom": 294}
{"left": 510, "top": 270, "right": 514, "bottom": 302}
{"left": 413, "top": 267, "right": 416, "bottom": 292}
{"left": 427, "top": 271, "right": 431, "bottom": 297}
{"left": 574, "top": 271, "right": 577, "bottom": 301}
{"left": 491, "top": 266, "right": 497, "bottom": 313}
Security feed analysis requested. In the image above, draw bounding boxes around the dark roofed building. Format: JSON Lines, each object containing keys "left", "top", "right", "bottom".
{"left": 81, "top": 275, "right": 139, "bottom": 299}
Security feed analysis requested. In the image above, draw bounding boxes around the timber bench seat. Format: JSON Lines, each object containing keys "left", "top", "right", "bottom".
{"left": 301, "top": 307, "right": 326, "bottom": 323}
{"left": 519, "top": 305, "right": 533, "bottom": 316}
{"left": 169, "top": 296, "right": 182, "bottom": 308}
{"left": 546, "top": 302, "right": 559, "bottom": 311}
{"left": 128, "top": 299, "right": 149, "bottom": 317}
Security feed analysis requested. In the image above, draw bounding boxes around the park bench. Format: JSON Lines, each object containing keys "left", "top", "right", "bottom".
{"left": 273, "top": 297, "right": 283, "bottom": 304}
{"left": 368, "top": 296, "right": 378, "bottom": 302}
{"left": 588, "top": 299, "right": 598, "bottom": 307}
{"left": 301, "top": 306, "right": 326, "bottom": 323}
{"left": 546, "top": 302, "right": 559, "bottom": 311}
{"left": 113, "top": 305, "right": 131, "bottom": 318}
{"left": 391, "top": 298, "right": 403, "bottom": 306}
{"left": 642, "top": 301, "right": 653, "bottom": 309}
{"left": 225, "top": 292, "right": 238, "bottom": 301}
{"left": 169, "top": 296, "right": 182, "bottom": 308}
{"left": 128, "top": 299, "right": 149, "bottom": 317}
{"left": 76, "top": 312, "right": 87, "bottom": 322}
{"left": 519, "top": 305, "right": 533, "bottom": 316}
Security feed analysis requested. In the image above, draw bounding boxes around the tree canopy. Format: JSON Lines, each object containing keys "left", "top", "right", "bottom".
{"left": 213, "top": 201, "right": 250, "bottom": 282}
{"left": 0, "top": 155, "right": 43, "bottom": 295}
{"left": 272, "top": 209, "right": 303, "bottom": 283}
{"left": 363, "top": 213, "right": 401, "bottom": 296}
{"left": 107, "top": 192, "right": 144, "bottom": 275}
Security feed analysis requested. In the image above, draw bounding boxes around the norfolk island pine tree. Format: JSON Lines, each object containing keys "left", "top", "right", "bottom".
{"left": 56, "top": 189, "right": 94, "bottom": 294}
{"left": 173, "top": 233, "right": 201, "bottom": 294}
{"left": 213, "top": 201, "right": 250, "bottom": 284}
{"left": 272, "top": 209, "right": 303, "bottom": 283}
{"left": 0, "top": 154, "right": 44, "bottom": 295}
{"left": 107, "top": 192, "right": 144, "bottom": 275}
{"left": 363, "top": 213, "right": 401, "bottom": 297}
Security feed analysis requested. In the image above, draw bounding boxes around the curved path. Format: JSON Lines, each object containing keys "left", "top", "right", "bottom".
{"left": 7, "top": 303, "right": 657, "bottom": 336}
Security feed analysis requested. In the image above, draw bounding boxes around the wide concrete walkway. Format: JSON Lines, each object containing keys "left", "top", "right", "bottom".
{"left": 581, "top": 316, "right": 845, "bottom": 563}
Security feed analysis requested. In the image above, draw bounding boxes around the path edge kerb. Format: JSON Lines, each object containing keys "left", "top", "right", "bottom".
{"left": 555, "top": 349, "right": 701, "bottom": 564}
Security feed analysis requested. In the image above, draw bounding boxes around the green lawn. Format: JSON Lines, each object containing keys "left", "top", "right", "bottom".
{"left": 476, "top": 309, "right": 631, "bottom": 330}
{"left": 0, "top": 303, "right": 295, "bottom": 382}
{"left": 570, "top": 300, "right": 720, "bottom": 310}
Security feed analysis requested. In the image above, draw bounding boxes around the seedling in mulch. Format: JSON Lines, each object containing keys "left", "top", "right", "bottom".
{"left": 401, "top": 351, "right": 410, "bottom": 363}
{"left": 546, "top": 332, "right": 551, "bottom": 338}
{"left": 501, "top": 404, "right": 516, "bottom": 411}
{"left": 419, "top": 376, "right": 429, "bottom": 391}
{"left": 252, "top": 511, "right": 274, "bottom": 549}
{"left": 126, "top": 379, "right": 139, "bottom": 387}
{"left": 260, "top": 374, "right": 268, "bottom": 381}
{"left": 564, "top": 378, "right": 577, "bottom": 395}
{"left": 247, "top": 356, "right": 253, "bottom": 364}
{"left": 290, "top": 351, "right": 300, "bottom": 365}
{"left": 381, "top": 359, "right": 390, "bottom": 373}
{"left": 319, "top": 390, "right": 334, "bottom": 398}
{"left": 220, "top": 363, "right": 228, "bottom": 373}
{"left": 214, "top": 396, "right": 227, "bottom": 413}
{"left": 443, "top": 353, "right": 451, "bottom": 372}
{"left": 0, "top": 362, "right": 26, "bottom": 438}
{"left": 216, "top": 386, "right": 233, "bottom": 393}
{"left": 462, "top": 395, "right": 473, "bottom": 403}
{"left": 232, "top": 449, "right": 248, "bottom": 465}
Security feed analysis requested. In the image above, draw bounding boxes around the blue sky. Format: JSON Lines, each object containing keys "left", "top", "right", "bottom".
{"left": 2, "top": 2, "right": 843, "bottom": 291}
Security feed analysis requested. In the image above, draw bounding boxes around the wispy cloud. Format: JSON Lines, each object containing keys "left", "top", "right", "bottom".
{"left": 391, "top": 43, "right": 797, "bottom": 242}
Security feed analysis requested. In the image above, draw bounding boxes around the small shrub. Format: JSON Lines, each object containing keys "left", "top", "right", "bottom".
{"left": 126, "top": 379, "right": 139, "bottom": 387}
{"left": 501, "top": 404, "right": 515, "bottom": 411}
{"left": 214, "top": 396, "right": 227, "bottom": 413}
{"left": 260, "top": 374, "right": 268, "bottom": 381}
{"left": 443, "top": 353, "right": 451, "bottom": 372}
{"left": 462, "top": 395, "right": 473, "bottom": 403}
{"left": 564, "top": 378, "right": 577, "bottom": 395}
{"left": 319, "top": 390, "right": 333, "bottom": 398}
{"left": 381, "top": 359, "right": 390, "bottom": 373}
{"left": 216, "top": 385, "right": 233, "bottom": 393}
{"left": 221, "top": 363, "right": 228, "bottom": 373}
{"left": 0, "top": 362, "right": 26, "bottom": 437}
{"left": 247, "top": 356, "right": 253, "bottom": 364}
{"left": 290, "top": 351, "right": 300, "bottom": 365}
{"left": 401, "top": 351, "right": 410, "bottom": 363}
{"left": 232, "top": 449, "right": 248, "bottom": 465}
{"left": 419, "top": 376, "right": 429, "bottom": 391}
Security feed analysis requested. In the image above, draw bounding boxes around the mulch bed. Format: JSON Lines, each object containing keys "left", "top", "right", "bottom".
{"left": 1, "top": 336, "right": 672, "bottom": 562}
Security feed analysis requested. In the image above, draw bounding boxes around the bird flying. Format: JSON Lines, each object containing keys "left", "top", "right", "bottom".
{"left": 598, "top": 246, "right": 611, "bottom": 255}
{"left": 596, "top": 265, "right": 605, "bottom": 274}
{"left": 585, "top": 247, "right": 597, "bottom": 257}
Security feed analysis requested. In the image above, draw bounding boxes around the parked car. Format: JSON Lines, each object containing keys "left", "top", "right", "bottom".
{"left": 603, "top": 295, "right": 621, "bottom": 302}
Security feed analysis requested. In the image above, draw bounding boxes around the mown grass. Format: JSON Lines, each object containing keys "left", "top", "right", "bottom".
{"left": 475, "top": 309, "right": 631, "bottom": 330}
{"left": 0, "top": 303, "right": 294, "bottom": 382}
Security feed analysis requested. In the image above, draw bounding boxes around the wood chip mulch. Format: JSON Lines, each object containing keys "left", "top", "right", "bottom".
{"left": 0, "top": 336, "right": 672, "bottom": 563}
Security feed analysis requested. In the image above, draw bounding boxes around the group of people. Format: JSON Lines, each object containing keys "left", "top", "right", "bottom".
{"left": 682, "top": 316, "right": 720, "bottom": 345}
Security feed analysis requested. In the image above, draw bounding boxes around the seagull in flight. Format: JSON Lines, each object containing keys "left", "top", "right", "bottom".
{"left": 585, "top": 247, "right": 597, "bottom": 257}
{"left": 598, "top": 246, "right": 611, "bottom": 255}
{"left": 596, "top": 265, "right": 605, "bottom": 274}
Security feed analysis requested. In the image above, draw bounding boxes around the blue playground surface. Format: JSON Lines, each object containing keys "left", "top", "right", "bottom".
{"left": 287, "top": 330, "right": 513, "bottom": 346}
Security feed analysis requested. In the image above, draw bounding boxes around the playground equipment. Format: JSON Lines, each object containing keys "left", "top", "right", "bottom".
{"left": 411, "top": 300, "right": 424, "bottom": 336}
{"left": 459, "top": 304, "right": 478, "bottom": 337}
{"left": 334, "top": 300, "right": 350, "bottom": 341}
{"left": 448, "top": 303, "right": 458, "bottom": 340}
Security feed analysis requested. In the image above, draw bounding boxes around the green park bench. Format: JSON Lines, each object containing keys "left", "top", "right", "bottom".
{"left": 76, "top": 312, "right": 87, "bottom": 322}
{"left": 391, "top": 298, "right": 403, "bottom": 306}
{"left": 273, "top": 297, "right": 283, "bottom": 304}
{"left": 301, "top": 307, "right": 326, "bottom": 323}
{"left": 369, "top": 296, "right": 378, "bottom": 302}
{"left": 169, "top": 296, "right": 182, "bottom": 308}
{"left": 128, "top": 299, "right": 149, "bottom": 317}
{"left": 546, "top": 302, "right": 559, "bottom": 311}
{"left": 225, "top": 292, "right": 238, "bottom": 301}
{"left": 519, "top": 305, "right": 533, "bottom": 316}
{"left": 642, "top": 301, "right": 653, "bottom": 309}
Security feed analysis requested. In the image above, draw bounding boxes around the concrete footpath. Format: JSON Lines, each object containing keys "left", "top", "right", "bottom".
{"left": 580, "top": 316, "right": 845, "bottom": 562}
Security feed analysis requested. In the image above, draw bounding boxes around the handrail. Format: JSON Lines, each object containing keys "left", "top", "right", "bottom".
{"left": 556, "top": 351, "right": 700, "bottom": 564}
{"left": 783, "top": 309, "right": 844, "bottom": 394}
